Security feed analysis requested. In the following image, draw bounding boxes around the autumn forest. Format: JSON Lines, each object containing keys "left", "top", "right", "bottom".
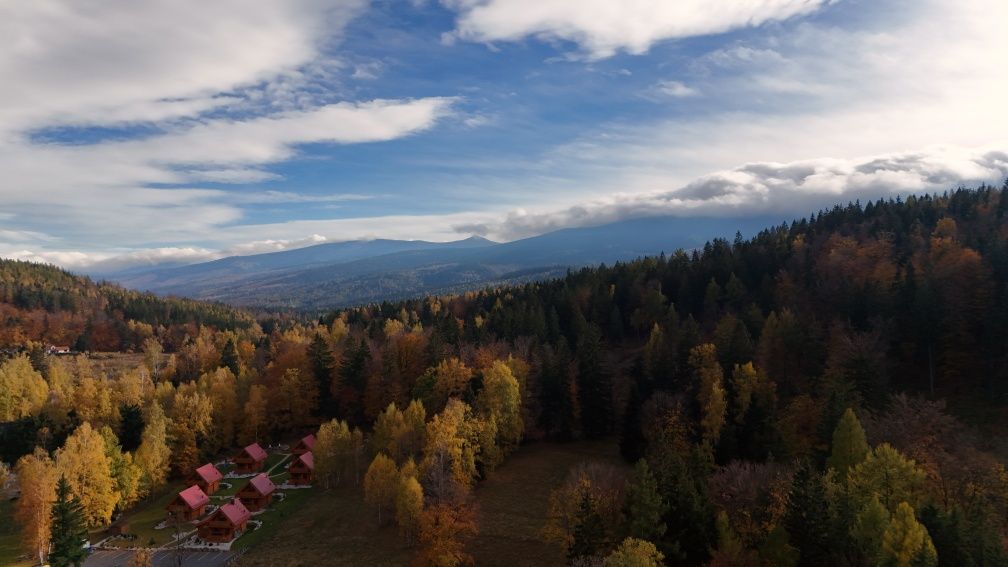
{"left": 3, "top": 185, "right": 1008, "bottom": 566}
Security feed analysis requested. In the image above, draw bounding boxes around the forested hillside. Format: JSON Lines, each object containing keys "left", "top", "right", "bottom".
{"left": 3, "top": 185, "right": 1008, "bottom": 566}
{"left": 0, "top": 259, "right": 258, "bottom": 352}
{"left": 319, "top": 184, "right": 1008, "bottom": 564}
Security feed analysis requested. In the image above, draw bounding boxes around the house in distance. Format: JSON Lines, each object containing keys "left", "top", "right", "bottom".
{"left": 233, "top": 442, "right": 268, "bottom": 474}
{"left": 288, "top": 451, "right": 314, "bottom": 486}
{"left": 197, "top": 498, "right": 250, "bottom": 544}
{"left": 193, "top": 463, "right": 223, "bottom": 495}
{"left": 237, "top": 473, "right": 276, "bottom": 512}
{"left": 166, "top": 485, "right": 209, "bottom": 522}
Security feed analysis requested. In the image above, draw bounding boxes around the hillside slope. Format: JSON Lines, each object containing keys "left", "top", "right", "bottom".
{"left": 0, "top": 259, "right": 256, "bottom": 351}
{"left": 112, "top": 216, "right": 779, "bottom": 309}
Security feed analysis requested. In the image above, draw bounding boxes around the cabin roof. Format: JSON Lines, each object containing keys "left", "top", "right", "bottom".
{"left": 240, "top": 443, "right": 267, "bottom": 462}
{"left": 247, "top": 473, "right": 275, "bottom": 496}
{"left": 298, "top": 434, "right": 316, "bottom": 450}
{"left": 176, "top": 485, "right": 209, "bottom": 510}
{"left": 195, "top": 463, "right": 222, "bottom": 484}
{"left": 291, "top": 451, "right": 314, "bottom": 471}
{"left": 218, "top": 499, "right": 250, "bottom": 525}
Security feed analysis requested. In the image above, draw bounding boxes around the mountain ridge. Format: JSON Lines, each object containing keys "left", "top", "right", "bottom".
{"left": 108, "top": 215, "right": 783, "bottom": 309}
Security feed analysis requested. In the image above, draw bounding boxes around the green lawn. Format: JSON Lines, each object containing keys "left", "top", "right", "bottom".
{"left": 0, "top": 498, "right": 34, "bottom": 567}
{"left": 211, "top": 479, "right": 244, "bottom": 500}
{"left": 232, "top": 488, "right": 314, "bottom": 552}
{"left": 239, "top": 439, "right": 624, "bottom": 567}
{"left": 238, "top": 482, "right": 413, "bottom": 567}
{"left": 105, "top": 482, "right": 188, "bottom": 549}
{"left": 263, "top": 453, "right": 289, "bottom": 473}
{"left": 467, "top": 439, "right": 625, "bottom": 567}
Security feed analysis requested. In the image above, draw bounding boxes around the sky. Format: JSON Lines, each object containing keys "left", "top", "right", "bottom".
{"left": 1, "top": 0, "right": 1006, "bottom": 272}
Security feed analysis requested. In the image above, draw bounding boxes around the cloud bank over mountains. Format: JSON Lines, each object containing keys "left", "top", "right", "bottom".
{"left": 456, "top": 145, "right": 1008, "bottom": 240}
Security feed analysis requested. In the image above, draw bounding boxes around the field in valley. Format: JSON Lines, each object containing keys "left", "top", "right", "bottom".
{"left": 239, "top": 439, "right": 624, "bottom": 567}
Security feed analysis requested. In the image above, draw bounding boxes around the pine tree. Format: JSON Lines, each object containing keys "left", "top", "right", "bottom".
{"left": 619, "top": 377, "right": 646, "bottom": 462}
{"left": 783, "top": 462, "right": 836, "bottom": 565}
{"left": 827, "top": 407, "right": 870, "bottom": 475}
{"left": 48, "top": 476, "right": 88, "bottom": 567}
{"left": 307, "top": 333, "right": 336, "bottom": 413}
{"left": 623, "top": 459, "right": 666, "bottom": 541}
{"left": 221, "top": 338, "right": 240, "bottom": 378}
{"left": 577, "top": 324, "right": 613, "bottom": 438}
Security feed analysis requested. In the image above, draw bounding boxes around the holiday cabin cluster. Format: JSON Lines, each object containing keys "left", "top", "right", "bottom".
{"left": 161, "top": 437, "right": 319, "bottom": 544}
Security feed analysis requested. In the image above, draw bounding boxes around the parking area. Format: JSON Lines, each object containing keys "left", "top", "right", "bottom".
{"left": 85, "top": 549, "right": 235, "bottom": 567}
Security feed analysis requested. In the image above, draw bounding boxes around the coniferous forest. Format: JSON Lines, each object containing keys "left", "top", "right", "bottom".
{"left": 3, "top": 185, "right": 1008, "bottom": 566}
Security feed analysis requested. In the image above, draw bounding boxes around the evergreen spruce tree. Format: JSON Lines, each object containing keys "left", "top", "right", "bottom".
{"left": 623, "top": 459, "right": 666, "bottom": 541}
{"left": 577, "top": 323, "right": 613, "bottom": 438}
{"left": 49, "top": 476, "right": 88, "bottom": 567}
{"left": 307, "top": 332, "right": 336, "bottom": 414}
{"left": 619, "top": 378, "right": 646, "bottom": 462}
{"left": 221, "top": 338, "right": 240, "bottom": 378}
{"left": 783, "top": 462, "right": 836, "bottom": 566}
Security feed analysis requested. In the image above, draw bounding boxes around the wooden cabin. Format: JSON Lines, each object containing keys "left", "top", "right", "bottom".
{"left": 166, "top": 485, "right": 209, "bottom": 522}
{"left": 288, "top": 451, "right": 314, "bottom": 486}
{"left": 236, "top": 473, "right": 275, "bottom": 512}
{"left": 193, "top": 463, "right": 223, "bottom": 495}
{"left": 197, "top": 498, "right": 250, "bottom": 544}
{"left": 233, "top": 443, "right": 268, "bottom": 474}
{"left": 293, "top": 434, "right": 316, "bottom": 456}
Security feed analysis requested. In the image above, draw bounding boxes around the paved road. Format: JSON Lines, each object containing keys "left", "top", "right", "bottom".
{"left": 85, "top": 549, "right": 235, "bottom": 567}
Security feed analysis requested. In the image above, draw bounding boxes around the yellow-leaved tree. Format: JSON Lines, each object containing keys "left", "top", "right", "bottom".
{"left": 199, "top": 367, "right": 239, "bottom": 452}
{"left": 476, "top": 360, "right": 523, "bottom": 455}
{"left": 14, "top": 448, "right": 58, "bottom": 565}
{"left": 240, "top": 384, "right": 268, "bottom": 445}
{"left": 56, "top": 422, "right": 119, "bottom": 527}
{"left": 134, "top": 402, "right": 171, "bottom": 496}
{"left": 420, "top": 399, "right": 479, "bottom": 504}
{"left": 169, "top": 385, "right": 213, "bottom": 477}
{"left": 880, "top": 502, "right": 937, "bottom": 567}
{"left": 315, "top": 418, "right": 354, "bottom": 488}
{"left": 690, "top": 344, "right": 726, "bottom": 446}
{"left": 0, "top": 354, "right": 48, "bottom": 421}
{"left": 396, "top": 472, "right": 424, "bottom": 545}
{"left": 364, "top": 453, "right": 399, "bottom": 525}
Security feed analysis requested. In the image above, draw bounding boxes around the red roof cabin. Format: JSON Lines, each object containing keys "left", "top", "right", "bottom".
{"left": 166, "top": 485, "right": 209, "bottom": 522}
{"left": 192, "top": 463, "right": 223, "bottom": 495}
{"left": 293, "top": 434, "right": 316, "bottom": 456}
{"left": 236, "top": 473, "right": 276, "bottom": 512}
{"left": 288, "top": 451, "right": 314, "bottom": 486}
{"left": 197, "top": 498, "right": 250, "bottom": 543}
{"left": 233, "top": 443, "right": 268, "bottom": 474}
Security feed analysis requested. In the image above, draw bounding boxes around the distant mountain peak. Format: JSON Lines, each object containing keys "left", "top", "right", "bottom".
{"left": 459, "top": 235, "right": 496, "bottom": 244}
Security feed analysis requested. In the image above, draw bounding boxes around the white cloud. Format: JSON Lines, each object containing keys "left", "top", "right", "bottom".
{"left": 351, "top": 61, "right": 384, "bottom": 80}
{"left": 0, "top": 0, "right": 368, "bottom": 133}
{"left": 650, "top": 80, "right": 699, "bottom": 98}
{"left": 454, "top": 145, "right": 1008, "bottom": 240}
{"left": 441, "top": 0, "right": 831, "bottom": 59}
